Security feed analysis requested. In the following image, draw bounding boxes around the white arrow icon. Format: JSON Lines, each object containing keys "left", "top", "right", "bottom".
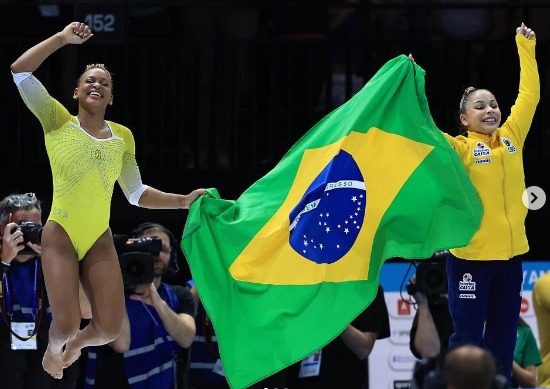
{"left": 522, "top": 186, "right": 546, "bottom": 210}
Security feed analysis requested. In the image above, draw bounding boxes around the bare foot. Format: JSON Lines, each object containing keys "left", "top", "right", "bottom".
{"left": 42, "top": 345, "right": 64, "bottom": 379}
{"left": 62, "top": 337, "right": 82, "bottom": 368}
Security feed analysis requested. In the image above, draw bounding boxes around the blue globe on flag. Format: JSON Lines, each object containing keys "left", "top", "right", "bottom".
{"left": 289, "top": 150, "right": 366, "bottom": 264}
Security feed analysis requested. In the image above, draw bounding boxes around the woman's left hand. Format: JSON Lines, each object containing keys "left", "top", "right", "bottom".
{"left": 182, "top": 188, "right": 207, "bottom": 209}
{"left": 517, "top": 22, "right": 536, "bottom": 40}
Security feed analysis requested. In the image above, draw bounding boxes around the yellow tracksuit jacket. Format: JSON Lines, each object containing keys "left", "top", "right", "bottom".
{"left": 444, "top": 35, "right": 539, "bottom": 260}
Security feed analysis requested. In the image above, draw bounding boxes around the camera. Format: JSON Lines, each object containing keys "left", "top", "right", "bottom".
{"left": 11, "top": 221, "right": 42, "bottom": 255}
{"left": 113, "top": 234, "right": 162, "bottom": 292}
{"left": 406, "top": 252, "right": 448, "bottom": 297}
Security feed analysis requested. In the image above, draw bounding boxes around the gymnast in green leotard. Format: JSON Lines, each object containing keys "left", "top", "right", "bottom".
{"left": 10, "top": 22, "right": 205, "bottom": 380}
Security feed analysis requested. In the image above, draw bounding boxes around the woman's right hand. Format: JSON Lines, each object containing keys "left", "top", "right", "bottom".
{"left": 58, "top": 22, "right": 93, "bottom": 45}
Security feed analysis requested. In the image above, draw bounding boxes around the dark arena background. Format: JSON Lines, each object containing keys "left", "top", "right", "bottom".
{"left": 2, "top": 1, "right": 550, "bottom": 277}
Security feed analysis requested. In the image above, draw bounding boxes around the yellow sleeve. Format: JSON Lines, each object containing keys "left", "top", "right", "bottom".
{"left": 15, "top": 73, "right": 72, "bottom": 134}
{"left": 112, "top": 123, "right": 148, "bottom": 205}
{"left": 500, "top": 35, "right": 540, "bottom": 146}
{"left": 119, "top": 124, "right": 136, "bottom": 155}
{"left": 442, "top": 132, "right": 468, "bottom": 156}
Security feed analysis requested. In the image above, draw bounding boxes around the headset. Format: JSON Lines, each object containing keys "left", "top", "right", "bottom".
{"left": 130, "top": 222, "right": 180, "bottom": 276}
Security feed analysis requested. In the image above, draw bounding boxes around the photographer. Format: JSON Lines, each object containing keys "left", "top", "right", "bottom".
{"left": 409, "top": 254, "right": 540, "bottom": 388}
{"left": 86, "top": 222, "right": 195, "bottom": 389}
{"left": 408, "top": 253, "right": 453, "bottom": 359}
{"left": 287, "top": 285, "right": 390, "bottom": 389}
{"left": 0, "top": 193, "right": 78, "bottom": 389}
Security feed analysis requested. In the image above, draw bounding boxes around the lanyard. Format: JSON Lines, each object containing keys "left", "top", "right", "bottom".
{"left": 3, "top": 258, "right": 39, "bottom": 319}
{"left": 1, "top": 257, "right": 43, "bottom": 341}
{"left": 141, "top": 302, "right": 160, "bottom": 328}
{"left": 140, "top": 284, "right": 165, "bottom": 328}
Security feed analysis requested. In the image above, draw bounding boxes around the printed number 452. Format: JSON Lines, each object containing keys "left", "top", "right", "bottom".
{"left": 84, "top": 13, "right": 115, "bottom": 33}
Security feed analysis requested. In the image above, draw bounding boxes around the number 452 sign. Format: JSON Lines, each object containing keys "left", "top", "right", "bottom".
{"left": 74, "top": 4, "right": 124, "bottom": 44}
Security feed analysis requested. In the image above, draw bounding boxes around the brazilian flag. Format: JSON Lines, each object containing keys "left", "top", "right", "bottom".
{"left": 182, "top": 55, "right": 482, "bottom": 389}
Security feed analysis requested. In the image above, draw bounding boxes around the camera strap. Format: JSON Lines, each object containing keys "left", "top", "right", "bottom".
{"left": 0, "top": 257, "right": 44, "bottom": 341}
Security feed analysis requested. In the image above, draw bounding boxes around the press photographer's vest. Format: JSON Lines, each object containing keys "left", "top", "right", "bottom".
{"left": 122, "top": 283, "right": 182, "bottom": 388}
{"left": 0, "top": 258, "right": 51, "bottom": 327}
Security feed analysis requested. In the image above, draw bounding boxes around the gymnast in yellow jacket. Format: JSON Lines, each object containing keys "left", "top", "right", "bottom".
{"left": 10, "top": 22, "right": 205, "bottom": 380}
{"left": 442, "top": 24, "right": 539, "bottom": 380}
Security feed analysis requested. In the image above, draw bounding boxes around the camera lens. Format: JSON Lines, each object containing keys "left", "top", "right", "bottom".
{"left": 119, "top": 252, "right": 154, "bottom": 287}
{"left": 417, "top": 262, "right": 447, "bottom": 295}
{"left": 127, "top": 258, "right": 145, "bottom": 278}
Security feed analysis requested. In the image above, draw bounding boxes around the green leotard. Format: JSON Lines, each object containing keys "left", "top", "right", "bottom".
{"left": 14, "top": 73, "right": 147, "bottom": 260}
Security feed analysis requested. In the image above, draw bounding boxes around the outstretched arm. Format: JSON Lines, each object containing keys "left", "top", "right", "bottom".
{"left": 117, "top": 129, "right": 206, "bottom": 210}
{"left": 11, "top": 22, "right": 93, "bottom": 73}
{"left": 138, "top": 187, "right": 206, "bottom": 209}
{"left": 502, "top": 23, "right": 539, "bottom": 144}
